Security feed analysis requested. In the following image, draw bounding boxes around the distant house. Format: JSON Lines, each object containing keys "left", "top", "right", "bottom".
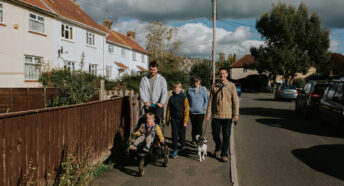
{"left": 230, "top": 54, "right": 259, "bottom": 80}
{"left": 0, "top": 0, "right": 149, "bottom": 87}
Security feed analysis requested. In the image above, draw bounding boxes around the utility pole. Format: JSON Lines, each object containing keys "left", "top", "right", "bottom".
{"left": 212, "top": 0, "right": 216, "bottom": 85}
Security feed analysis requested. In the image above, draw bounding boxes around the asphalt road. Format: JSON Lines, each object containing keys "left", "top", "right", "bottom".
{"left": 93, "top": 114, "right": 232, "bottom": 185}
{"left": 235, "top": 93, "right": 344, "bottom": 186}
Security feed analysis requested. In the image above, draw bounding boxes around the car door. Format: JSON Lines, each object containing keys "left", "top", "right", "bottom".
{"left": 332, "top": 85, "right": 344, "bottom": 126}
{"left": 319, "top": 86, "right": 335, "bottom": 124}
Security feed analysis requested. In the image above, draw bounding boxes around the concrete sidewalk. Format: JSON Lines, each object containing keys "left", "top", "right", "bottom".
{"left": 93, "top": 118, "right": 234, "bottom": 186}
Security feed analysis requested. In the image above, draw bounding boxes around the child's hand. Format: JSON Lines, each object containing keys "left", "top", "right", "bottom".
{"left": 160, "top": 140, "right": 165, "bottom": 144}
{"left": 183, "top": 122, "right": 187, "bottom": 127}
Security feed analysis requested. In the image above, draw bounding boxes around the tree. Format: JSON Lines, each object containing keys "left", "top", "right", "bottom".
{"left": 190, "top": 60, "right": 212, "bottom": 89}
{"left": 227, "top": 53, "right": 236, "bottom": 66}
{"left": 318, "top": 53, "right": 344, "bottom": 78}
{"left": 250, "top": 3, "right": 330, "bottom": 84}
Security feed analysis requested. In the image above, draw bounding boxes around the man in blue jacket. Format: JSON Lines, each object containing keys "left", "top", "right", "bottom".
{"left": 139, "top": 61, "right": 168, "bottom": 124}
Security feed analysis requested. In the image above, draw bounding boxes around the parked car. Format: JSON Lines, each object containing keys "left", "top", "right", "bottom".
{"left": 319, "top": 81, "right": 344, "bottom": 128}
{"left": 295, "top": 81, "right": 329, "bottom": 118}
{"left": 274, "top": 84, "right": 298, "bottom": 100}
{"left": 235, "top": 83, "right": 242, "bottom": 96}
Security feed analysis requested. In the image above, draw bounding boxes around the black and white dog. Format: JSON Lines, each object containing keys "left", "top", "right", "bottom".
{"left": 196, "top": 134, "right": 208, "bottom": 162}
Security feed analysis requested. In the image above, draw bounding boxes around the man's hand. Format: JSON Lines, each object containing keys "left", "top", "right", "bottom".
{"left": 156, "top": 103, "right": 163, "bottom": 108}
{"left": 206, "top": 116, "right": 210, "bottom": 120}
{"left": 233, "top": 115, "right": 239, "bottom": 121}
{"left": 145, "top": 102, "right": 151, "bottom": 107}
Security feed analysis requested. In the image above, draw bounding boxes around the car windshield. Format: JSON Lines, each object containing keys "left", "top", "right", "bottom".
{"left": 314, "top": 84, "right": 328, "bottom": 94}
{"left": 281, "top": 85, "right": 296, "bottom": 89}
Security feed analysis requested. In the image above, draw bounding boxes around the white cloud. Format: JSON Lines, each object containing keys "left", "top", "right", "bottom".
{"left": 329, "top": 40, "right": 339, "bottom": 52}
{"left": 112, "top": 20, "right": 264, "bottom": 58}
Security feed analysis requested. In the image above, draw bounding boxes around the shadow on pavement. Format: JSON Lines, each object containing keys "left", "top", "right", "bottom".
{"left": 240, "top": 107, "right": 343, "bottom": 138}
{"left": 253, "top": 98, "right": 293, "bottom": 102}
{"left": 292, "top": 144, "right": 344, "bottom": 181}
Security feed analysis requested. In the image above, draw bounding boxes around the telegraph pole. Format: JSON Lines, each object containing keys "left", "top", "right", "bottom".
{"left": 212, "top": 0, "right": 216, "bottom": 84}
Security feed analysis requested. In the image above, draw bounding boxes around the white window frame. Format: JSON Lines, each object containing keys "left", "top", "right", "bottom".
{"left": 29, "top": 13, "right": 44, "bottom": 33}
{"left": 89, "top": 64, "right": 97, "bottom": 75}
{"left": 141, "top": 54, "right": 145, "bottom": 63}
{"left": 86, "top": 32, "right": 95, "bottom": 46}
{"left": 108, "top": 44, "right": 114, "bottom": 53}
{"left": 64, "top": 61, "right": 75, "bottom": 72}
{"left": 61, "top": 24, "right": 73, "bottom": 40}
{"left": 132, "top": 51, "right": 137, "bottom": 61}
{"left": 0, "top": 3, "right": 4, "bottom": 24}
{"left": 106, "top": 65, "right": 112, "bottom": 79}
{"left": 121, "top": 48, "right": 126, "bottom": 56}
{"left": 25, "top": 55, "right": 42, "bottom": 80}
{"left": 243, "top": 68, "right": 248, "bottom": 73}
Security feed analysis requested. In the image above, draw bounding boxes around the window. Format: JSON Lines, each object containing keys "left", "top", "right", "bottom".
{"left": 326, "top": 86, "right": 336, "bottom": 101}
{"left": 0, "top": 3, "right": 4, "bottom": 23}
{"left": 61, "top": 24, "right": 73, "bottom": 40}
{"left": 132, "top": 51, "right": 136, "bottom": 61}
{"left": 121, "top": 48, "right": 126, "bottom": 56}
{"left": 243, "top": 68, "right": 248, "bottom": 73}
{"left": 141, "top": 54, "right": 145, "bottom": 63}
{"left": 64, "top": 61, "right": 75, "bottom": 71}
{"left": 25, "top": 55, "right": 41, "bottom": 80}
{"left": 334, "top": 86, "right": 343, "bottom": 99}
{"left": 29, "top": 13, "right": 44, "bottom": 33}
{"left": 89, "top": 64, "right": 97, "bottom": 75}
{"left": 106, "top": 66, "right": 112, "bottom": 79}
{"left": 108, "top": 45, "right": 114, "bottom": 53}
{"left": 86, "top": 32, "right": 95, "bottom": 46}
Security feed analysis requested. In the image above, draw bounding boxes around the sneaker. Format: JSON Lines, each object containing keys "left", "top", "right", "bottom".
{"left": 221, "top": 156, "right": 228, "bottom": 162}
{"left": 143, "top": 146, "right": 149, "bottom": 152}
{"left": 129, "top": 145, "right": 137, "bottom": 151}
{"left": 214, "top": 151, "right": 221, "bottom": 158}
{"left": 181, "top": 146, "right": 186, "bottom": 151}
{"left": 171, "top": 150, "right": 178, "bottom": 158}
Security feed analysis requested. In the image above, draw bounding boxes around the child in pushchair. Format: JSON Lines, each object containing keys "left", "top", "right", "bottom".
{"left": 130, "top": 112, "right": 164, "bottom": 152}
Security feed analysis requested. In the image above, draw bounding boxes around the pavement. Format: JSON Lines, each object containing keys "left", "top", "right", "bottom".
{"left": 93, "top": 114, "right": 234, "bottom": 185}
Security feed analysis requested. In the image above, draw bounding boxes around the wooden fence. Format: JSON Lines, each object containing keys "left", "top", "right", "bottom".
{"left": 0, "top": 88, "right": 58, "bottom": 114}
{"left": 0, "top": 96, "right": 133, "bottom": 185}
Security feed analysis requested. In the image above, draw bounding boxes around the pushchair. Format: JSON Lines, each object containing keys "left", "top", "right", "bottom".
{"left": 130, "top": 104, "right": 169, "bottom": 176}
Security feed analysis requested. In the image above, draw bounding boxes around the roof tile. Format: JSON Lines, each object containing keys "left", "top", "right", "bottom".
{"left": 231, "top": 54, "right": 255, "bottom": 68}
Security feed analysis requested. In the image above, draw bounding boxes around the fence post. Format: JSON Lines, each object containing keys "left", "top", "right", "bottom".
{"left": 99, "top": 80, "right": 105, "bottom": 100}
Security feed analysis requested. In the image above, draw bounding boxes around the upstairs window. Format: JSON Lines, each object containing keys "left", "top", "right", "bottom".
{"left": 132, "top": 51, "right": 136, "bottom": 61}
{"left": 25, "top": 55, "right": 41, "bottom": 80}
{"left": 141, "top": 54, "right": 145, "bottom": 63}
{"left": 108, "top": 45, "right": 114, "bottom": 53}
{"left": 0, "top": 3, "right": 4, "bottom": 23}
{"left": 89, "top": 64, "right": 97, "bottom": 75}
{"left": 243, "top": 68, "right": 248, "bottom": 73}
{"left": 61, "top": 24, "right": 73, "bottom": 40}
{"left": 86, "top": 32, "right": 95, "bottom": 46}
{"left": 29, "top": 13, "right": 44, "bottom": 33}
{"left": 64, "top": 61, "right": 75, "bottom": 72}
{"left": 121, "top": 48, "right": 126, "bottom": 56}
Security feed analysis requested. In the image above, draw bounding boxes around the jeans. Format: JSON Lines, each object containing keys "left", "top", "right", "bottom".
{"left": 190, "top": 114, "right": 205, "bottom": 141}
{"left": 133, "top": 134, "right": 155, "bottom": 148}
{"left": 171, "top": 118, "right": 186, "bottom": 150}
{"left": 211, "top": 118, "right": 232, "bottom": 157}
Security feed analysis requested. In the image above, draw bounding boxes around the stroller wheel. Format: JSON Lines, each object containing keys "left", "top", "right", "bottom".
{"left": 163, "top": 145, "right": 169, "bottom": 167}
{"left": 138, "top": 158, "right": 145, "bottom": 176}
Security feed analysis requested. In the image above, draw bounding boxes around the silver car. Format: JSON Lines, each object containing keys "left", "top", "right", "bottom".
{"left": 275, "top": 85, "right": 298, "bottom": 100}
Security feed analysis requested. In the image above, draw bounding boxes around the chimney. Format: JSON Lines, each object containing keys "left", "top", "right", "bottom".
{"left": 103, "top": 19, "right": 113, "bottom": 29}
{"left": 127, "top": 31, "right": 136, "bottom": 40}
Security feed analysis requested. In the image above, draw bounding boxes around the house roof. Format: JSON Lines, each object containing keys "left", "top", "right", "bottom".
{"left": 22, "top": 0, "right": 52, "bottom": 12}
{"left": 231, "top": 54, "right": 255, "bottom": 68}
{"left": 137, "top": 65, "right": 147, "bottom": 72}
{"left": 115, "top": 62, "right": 128, "bottom": 69}
{"left": 100, "top": 25, "right": 149, "bottom": 54}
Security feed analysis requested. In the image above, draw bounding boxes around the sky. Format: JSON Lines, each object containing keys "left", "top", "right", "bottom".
{"left": 77, "top": 0, "right": 344, "bottom": 59}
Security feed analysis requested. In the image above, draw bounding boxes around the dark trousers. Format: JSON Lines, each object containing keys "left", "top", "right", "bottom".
{"left": 144, "top": 106, "right": 164, "bottom": 124}
{"left": 211, "top": 118, "right": 232, "bottom": 157}
{"left": 190, "top": 114, "right": 205, "bottom": 141}
{"left": 171, "top": 119, "right": 186, "bottom": 150}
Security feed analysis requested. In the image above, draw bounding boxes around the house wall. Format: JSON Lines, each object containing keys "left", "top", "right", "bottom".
{"left": 0, "top": 2, "right": 54, "bottom": 87}
{"left": 230, "top": 68, "right": 259, "bottom": 80}
{"left": 104, "top": 42, "right": 148, "bottom": 79}
{"left": 52, "top": 20, "right": 105, "bottom": 76}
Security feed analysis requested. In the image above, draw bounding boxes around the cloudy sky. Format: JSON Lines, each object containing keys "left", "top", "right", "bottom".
{"left": 78, "top": 0, "right": 344, "bottom": 59}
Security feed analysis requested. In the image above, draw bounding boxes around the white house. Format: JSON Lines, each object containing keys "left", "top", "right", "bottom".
{"left": 0, "top": 0, "right": 55, "bottom": 87}
{"left": 100, "top": 19, "right": 149, "bottom": 79}
{"left": 230, "top": 54, "right": 259, "bottom": 80}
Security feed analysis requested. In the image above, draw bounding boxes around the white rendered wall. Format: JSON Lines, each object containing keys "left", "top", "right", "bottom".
{"left": 230, "top": 68, "right": 259, "bottom": 80}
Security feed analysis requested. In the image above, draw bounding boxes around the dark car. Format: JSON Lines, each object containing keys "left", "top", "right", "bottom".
{"left": 319, "top": 81, "right": 344, "bottom": 128}
{"left": 295, "top": 81, "right": 329, "bottom": 118}
{"left": 274, "top": 84, "right": 298, "bottom": 100}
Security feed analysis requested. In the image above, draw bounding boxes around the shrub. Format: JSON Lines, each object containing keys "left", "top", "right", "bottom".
{"left": 39, "top": 70, "right": 99, "bottom": 106}
{"left": 293, "top": 78, "right": 306, "bottom": 88}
